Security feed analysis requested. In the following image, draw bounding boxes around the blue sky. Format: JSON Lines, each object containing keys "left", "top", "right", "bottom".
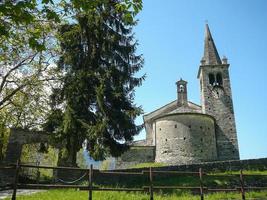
{"left": 133, "top": 0, "right": 267, "bottom": 160}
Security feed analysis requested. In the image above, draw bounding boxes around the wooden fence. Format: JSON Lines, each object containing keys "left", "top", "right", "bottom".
{"left": 1, "top": 160, "right": 267, "bottom": 200}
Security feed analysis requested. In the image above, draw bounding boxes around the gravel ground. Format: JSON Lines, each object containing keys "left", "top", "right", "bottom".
{"left": 0, "top": 189, "right": 44, "bottom": 199}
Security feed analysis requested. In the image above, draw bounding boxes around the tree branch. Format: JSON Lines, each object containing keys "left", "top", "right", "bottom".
{"left": 0, "top": 84, "right": 26, "bottom": 108}
{"left": 0, "top": 53, "right": 37, "bottom": 93}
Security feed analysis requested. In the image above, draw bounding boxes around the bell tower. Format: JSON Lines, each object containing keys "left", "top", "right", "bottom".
{"left": 198, "top": 24, "right": 239, "bottom": 160}
{"left": 176, "top": 78, "right": 188, "bottom": 106}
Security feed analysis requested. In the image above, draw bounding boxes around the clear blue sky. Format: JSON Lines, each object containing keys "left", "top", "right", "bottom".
{"left": 133, "top": 0, "right": 267, "bottom": 160}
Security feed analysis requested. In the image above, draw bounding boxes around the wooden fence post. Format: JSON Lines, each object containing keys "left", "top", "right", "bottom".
{"left": 11, "top": 160, "right": 20, "bottom": 200}
{"left": 199, "top": 168, "right": 204, "bottom": 200}
{"left": 88, "top": 164, "right": 93, "bottom": 200}
{"left": 149, "top": 167, "right": 154, "bottom": 200}
{"left": 240, "top": 170, "right": 245, "bottom": 200}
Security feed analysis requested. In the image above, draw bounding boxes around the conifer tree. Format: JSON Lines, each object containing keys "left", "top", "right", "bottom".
{"left": 46, "top": 0, "right": 144, "bottom": 165}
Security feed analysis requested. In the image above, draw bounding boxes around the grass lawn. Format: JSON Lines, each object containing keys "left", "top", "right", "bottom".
{"left": 129, "top": 162, "right": 166, "bottom": 169}
{"left": 5, "top": 168, "right": 267, "bottom": 199}
{"left": 6, "top": 189, "right": 267, "bottom": 200}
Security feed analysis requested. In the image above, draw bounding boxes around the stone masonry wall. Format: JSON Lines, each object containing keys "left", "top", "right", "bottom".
{"left": 116, "top": 157, "right": 267, "bottom": 172}
{"left": 155, "top": 113, "right": 217, "bottom": 165}
{"left": 199, "top": 64, "right": 239, "bottom": 160}
{"left": 0, "top": 129, "right": 49, "bottom": 185}
{"left": 115, "top": 146, "right": 155, "bottom": 169}
{"left": 92, "top": 158, "right": 267, "bottom": 186}
{"left": 4, "top": 129, "right": 49, "bottom": 164}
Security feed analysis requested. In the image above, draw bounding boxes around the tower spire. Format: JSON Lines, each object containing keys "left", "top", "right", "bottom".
{"left": 202, "top": 24, "right": 222, "bottom": 65}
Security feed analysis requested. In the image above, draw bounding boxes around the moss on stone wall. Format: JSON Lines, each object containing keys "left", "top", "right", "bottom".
{"left": 0, "top": 127, "right": 10, "bottom": 161}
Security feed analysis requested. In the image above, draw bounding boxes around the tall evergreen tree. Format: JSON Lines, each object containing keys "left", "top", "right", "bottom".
{"left": 45, "top": 0, "right": 144, "bottom": 165}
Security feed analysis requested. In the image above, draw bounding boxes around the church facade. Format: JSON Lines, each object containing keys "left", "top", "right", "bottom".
{"left": 143, "top": 24, "right": 239, "bottom": 165}
{"left": 116, "top": 25, "right": 240, "bottom": 168}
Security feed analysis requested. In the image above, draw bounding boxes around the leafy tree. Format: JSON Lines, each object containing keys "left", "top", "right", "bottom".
{"left": 46, "top": 0, "right": 144, "bottom": 165}
{"left": 0, "top": 0, "right": 60, "bottom": 50}
{"left": 0, "top": 22, "right": 60, "bottom": 128}
{"left": 0, "top": 1, "right": 61, "bottom": 157}
{"left": 0, "top": 29, "right": 60, "bottom": 160}
{"left": 0, "top": 0, "right": 143, "bottom": 164}
{"left": 0, "top": 0, "right": 62, "bottom": 128}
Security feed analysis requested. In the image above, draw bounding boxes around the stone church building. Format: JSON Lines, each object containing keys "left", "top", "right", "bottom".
{"left": 116, "top": 24, "right": 240, "bottom": 168}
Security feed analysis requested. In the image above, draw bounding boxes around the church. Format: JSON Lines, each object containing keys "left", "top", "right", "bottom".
{"left": 116, "top": 24, "right": 240, "bottom": 168}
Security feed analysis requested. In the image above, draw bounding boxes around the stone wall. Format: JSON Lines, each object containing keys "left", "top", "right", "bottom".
{"left": 155, "top": 113, "right": 217, "bottom": 165}
{"left": 0, "top": 129, "right": 49, "bottom": 185}
{"left": 77, "top": 158, "right": 267, "bottom": 186}
{"left": 199, "top": 64, "right": 239, "bottom": 160}
{"left": 4, "top": 129, "right": 49, "bottom": 164}
{"left": 143, "top": 100, "right": 202, "bottom": 147}
{"left": 115, "top": 146, "right": 155, "bottom": 169}
{"left": 114, "top": 158, "right": 267, "bottom": 172}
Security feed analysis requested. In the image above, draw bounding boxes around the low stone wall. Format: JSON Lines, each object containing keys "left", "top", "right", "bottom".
{"left": 0, "top": 168, "right": 14, "bottom": 185}
{"left": 0, "top": 128, "right": 50, "bottom": 185}
{"left": 4, "top": 129, "right": 49, "bottom": 164}
{"left": 116, "top": 157, "right": 267, "bottom": 172}
{"left": 94, "top": 157, "right": 267, "bottom": 186}
{"left": 115, "top": 146, "right": 155, "bottom": 169}
{"left": 2, "top": 158, "right": 267, "bottom": 186}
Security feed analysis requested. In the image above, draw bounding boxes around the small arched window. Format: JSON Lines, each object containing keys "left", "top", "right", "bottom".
{"left": 216, "top": 73, "right": 223, "bottom": 86}
{"left": 209, "top": 73, "right": 215, "bottom": 85}
{"left": 179, "top": 85, "right": 184, "bottom": 92}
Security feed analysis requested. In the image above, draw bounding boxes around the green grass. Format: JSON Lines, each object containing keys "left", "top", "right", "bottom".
{"left": 129, "top": 162, "right": 166, "bottom": 169}
{"left": 93, "top": 170, "right": 267, "bottom": 189}
{"left": 6, "top": 169, "right": 267, "bottom": 199}
{"left": 5, "top": 189, "right": 267, "bottom": 200}
{"left": 210, "top": 170, "right": 267, "bottom": 175}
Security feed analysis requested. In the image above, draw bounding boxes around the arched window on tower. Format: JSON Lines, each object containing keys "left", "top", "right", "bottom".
{"left": 208, "top": 73, "right": 215, "bottom": 85}
{"left": 216, "top": 73, "right": 223, "bottom": 86}
{"left": 179, "top": 85, "right": 184, "bottom": 92}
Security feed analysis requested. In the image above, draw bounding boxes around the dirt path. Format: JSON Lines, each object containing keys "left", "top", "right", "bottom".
{"left": 0, "top": 189, "right": 44, "bottom": 199}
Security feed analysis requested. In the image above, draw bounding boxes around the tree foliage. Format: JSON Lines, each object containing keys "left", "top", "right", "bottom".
{"left": 0, "top": 22, "right": 60, "bottom": 129}
{"left": 0, "top": 0, "right": 62, "bottom": 158}
{"left": 0, "top": 0, "right": 144, "bottom": 165}
{"left": 0, "top": 0, "right": 60, "bottom": 50}
{"left": 0, "top": 0, "right": 64, "bottom": 129}
{"left": 45, "top": 0, "right": 144, "bottom": 164}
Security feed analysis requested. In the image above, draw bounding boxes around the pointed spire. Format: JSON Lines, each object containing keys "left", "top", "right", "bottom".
{"left": 202, "top": 24, "right": 222, "bottom": 65}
